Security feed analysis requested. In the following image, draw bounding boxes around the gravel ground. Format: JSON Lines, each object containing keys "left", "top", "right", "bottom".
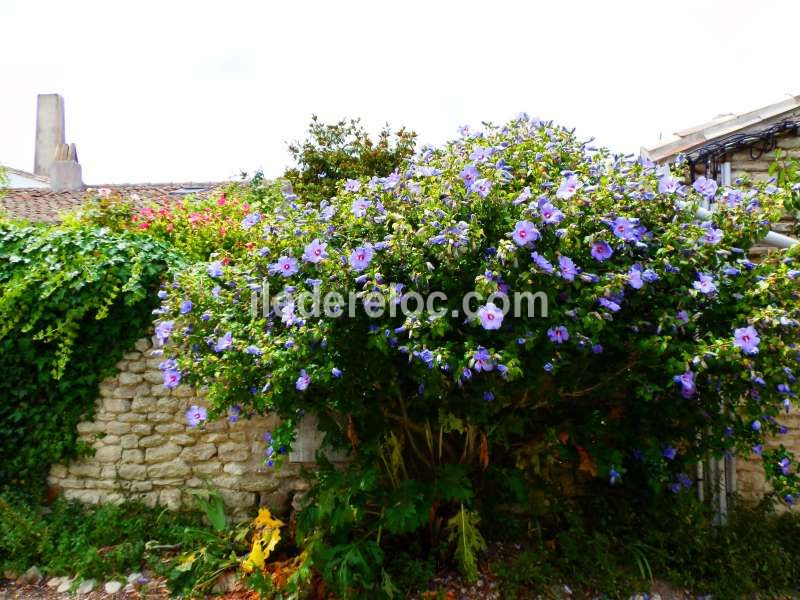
{"left": 0, "top": 558, "right": 700, "bottom": 600}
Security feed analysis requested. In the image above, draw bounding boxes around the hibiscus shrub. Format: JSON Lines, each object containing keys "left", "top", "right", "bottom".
{"left": 156, "top": 115, "right": 800, "bottom": 596}
{"left": 0, "top": 222, "right": 178, "bottom": 492}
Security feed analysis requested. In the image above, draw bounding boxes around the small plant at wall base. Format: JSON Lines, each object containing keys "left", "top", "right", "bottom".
{"left": 0, "top": 222, "right": 178, "bottom": 493}
{"left": 156, "top": 114, "right": 800, "bottom": 597}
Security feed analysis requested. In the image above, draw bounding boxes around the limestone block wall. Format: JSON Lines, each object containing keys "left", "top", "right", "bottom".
{"left": 47, "top": 337, "right": 308, "bottom": 517}
{"left": 701, "top": 129, "right": 800, "bottom": 505}
{"left": 735, "top": 406, "right": 800, "bottom": 505}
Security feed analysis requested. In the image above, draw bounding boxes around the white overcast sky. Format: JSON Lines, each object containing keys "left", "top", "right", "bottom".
{"left": 1, "top": 0, "right": 798, "bottom": 184}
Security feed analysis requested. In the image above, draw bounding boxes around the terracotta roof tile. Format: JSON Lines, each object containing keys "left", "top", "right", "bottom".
{"left": 1, "top": 182, "right": 226, "bottom": 222}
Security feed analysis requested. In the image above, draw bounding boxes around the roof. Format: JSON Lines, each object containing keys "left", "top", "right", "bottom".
{"left": 1, "top": 182, "right": 225, "bottom": 222}
{"left": 2, "top": 166, "right": 50, "bottom": 189}
{"left": 642, "top": 95, "right": 800, "bottom": 163}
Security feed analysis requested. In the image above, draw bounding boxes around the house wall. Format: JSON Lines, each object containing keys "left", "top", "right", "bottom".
{"left": 47, "top": 336, "right": 309, "bottom": 518}
{"left": 698, "top": 131, "right": 800, "bottom": 504}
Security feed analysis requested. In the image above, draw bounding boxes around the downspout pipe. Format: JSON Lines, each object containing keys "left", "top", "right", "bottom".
{"left": 682, "top": 202, "right": 799, "bottom": 249}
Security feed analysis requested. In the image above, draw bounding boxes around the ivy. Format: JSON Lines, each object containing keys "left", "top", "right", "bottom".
{"left": 0, "top": 222, "right": 179, "bottom": 494}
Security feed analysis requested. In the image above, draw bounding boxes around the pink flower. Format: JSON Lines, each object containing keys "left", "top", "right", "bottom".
{"left": 478, "top": 302, "right": 504, "bottom": 330}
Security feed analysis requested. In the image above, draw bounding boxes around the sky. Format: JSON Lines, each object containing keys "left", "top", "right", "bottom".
{"left": 1, "top": 0, "right": 798, "bottom": 184}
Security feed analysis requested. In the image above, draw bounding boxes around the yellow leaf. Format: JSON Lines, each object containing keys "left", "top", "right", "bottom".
{"left": 263, "top": 526, "right": 281, "bottom": 556}
{"left": 254, "top": 507, "right": 284, "bottom": 530}
{"left": 242, "top": 536, "right": 265, "bottom": 573}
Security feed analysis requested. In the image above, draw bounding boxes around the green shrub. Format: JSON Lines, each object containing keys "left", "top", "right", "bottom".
{"left": 155, "top": 114, "right": 800, "bottom": 596}
{"left": 285, "top": 115, "right": 416, "bottom": 202}
{"left": 0, "top": 222, "right": 179, "bottom": 493}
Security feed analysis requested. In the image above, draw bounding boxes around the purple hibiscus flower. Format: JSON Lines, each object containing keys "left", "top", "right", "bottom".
{"left": 345, "top": 179, "right": 361, "bottom": 192}
{"left": 658, "top": 176, "right": 680, "bottom": 194}
{"left": 547, "top": 325, "right": 569, "bottom": 343}
{"left": 610, "top": 217, "right": 637, "bottom": 242}
{"left": 558, "top": 255, "right": 579, "bottom": 281}
{"left": 472, "top": 346, "right": 494, "bottom": 372}
{"left": 598, "top": 297, "right": 621, "bottom": 312}
{"left": 296, "top": 369, "right": 311, "bottom": 391}
{"left": 531, "top": 252, "right": 554, "bottom": 273}
{"left": 186, "top": 405, "right": 208, "bottom": 428}
{"left": 539, "top": 202, "right": 564, "bottom": 224}
{"left": 214, "top": 331, "right": 233, "bottom": 353}
{"left": 270, "top": 256, "right": 299, "bottom": 277}
{"left": 460, "top": 165, "right": 479, "bottom": 188}
{"left": 478, "top": 302, "right": 504, "bottom": 330}
{"left": 674, "top": 370, "right": 696, "bottom": 398}
{"left": 351, "top": 197, "right": 371, "bottom": 217}
{"left": 469, "top": 147, "right": 493, "bottom": 163}
{"left": 207, "top": 261, "right": 224, "bottom": 278}
{"left": 627, "top": 267, "right": 644, "bottom": 289}
{"left": 349, "top": 244, "right": 374, "bottom": 271}
{"left": 590, "top": 241, "right": 613, "bottom": 261}
{"left": 700, "top": 222, "right": 723, "bottom": 245}
{"left": 693, "top": 273, "right": 717, "bottom": 295}
{"left": 511, "top": 220, "right": 540, "bottom": 246}
{"left": 302, "top": 238, "right": 328, "bottom": 264}
{"left": 241, "top": 212, "right": 261, "bottom": 230}
{"left": 163, "top": 369, "right": 181, "bottom": 389}
{"left": 556, "top": 174, "right": 582, "bottom": 199}
{"left": 693, "top": 176, "right": 718, "bottom": 199}
{"left": 179, "top": 300, "right": 193, "bottom": 315}
{"left": 155, "top": 321, "right": 174, "bottom": 346}
{"left": 733, "top": 325, "right": 760, "bottom": 355}
{"left": 470, "top": 178, "right": 492, "bottom": 198}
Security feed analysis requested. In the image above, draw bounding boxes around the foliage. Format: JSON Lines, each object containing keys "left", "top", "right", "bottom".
{"left": 445, "top": 505, "right": 486, "bottom": 583}
{"left": 0, "top": 221, "right": 178, "bottom": 492}
{"left": 0, "top": 495, "right": 200, "bottom": 582}
{"left": 72, "top": 180, "right": 280, "bottom": 262}
{"left": 285, "top": 115, "right": 416, "bottom": 202}
{"left": 492, "top": 492, "right": 800, "bottom": 599}
{"left": 155, "top": 114, "right": 800, "bottom": 595}
{"left": 769, "top": 147, "right": 800, "bottom": 213}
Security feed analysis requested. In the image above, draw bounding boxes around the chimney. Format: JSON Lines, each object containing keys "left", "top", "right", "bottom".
{"left": 49, "top": 143, "right": 83, "bottom": 192}
{"left": 34, "top": 94, "right": 65, "bottom": 177}
{"left": 34, "top": 94, "right": 84, "bottom": 191}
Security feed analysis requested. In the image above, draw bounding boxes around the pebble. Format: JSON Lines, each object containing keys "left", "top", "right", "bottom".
{"left": 17, "top": 566, "right": 41, "bottom": 586}
{"left": 126, "top": 572, "right": 143, "bottom": 584}
{"left": 76, "top": 578, "right": 96, "bottom": 595}
{"left": 47, "top": 576, "right": 68, "bottom": 588}
{"left": 56, "top": 579, "right": 73, "bottom": 594}
{"left": 104, "top": 580, "right": 123, "bottom": 594}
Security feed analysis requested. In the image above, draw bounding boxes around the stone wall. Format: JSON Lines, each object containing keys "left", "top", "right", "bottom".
{"left": 697, "top": 130, "right": 800, "bottom": 505}
{"left": 47, "top": 337, "right": 308, "bottom": 518}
